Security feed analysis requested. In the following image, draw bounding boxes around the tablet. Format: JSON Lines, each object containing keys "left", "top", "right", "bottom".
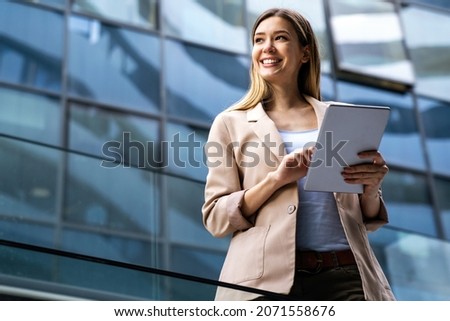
{"left": 303, "top": 103, "right": 390, "bottom": 193}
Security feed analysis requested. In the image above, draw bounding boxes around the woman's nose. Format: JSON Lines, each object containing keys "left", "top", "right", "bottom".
{"left": 263, "top": 41, "right": 275, "bottom": 53}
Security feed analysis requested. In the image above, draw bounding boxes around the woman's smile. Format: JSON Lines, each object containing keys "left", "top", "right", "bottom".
{"left": 260, "top": 57, "right": 282, "bottom": 67}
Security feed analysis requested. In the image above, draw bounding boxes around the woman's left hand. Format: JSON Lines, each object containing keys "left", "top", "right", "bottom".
{"left": 341, "top": 150, "right": 389, "bottom": 197}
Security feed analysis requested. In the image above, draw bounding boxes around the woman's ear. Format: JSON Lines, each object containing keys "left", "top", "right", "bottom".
{"left": 301, "top": 45, "right": 310, "bottom": 63}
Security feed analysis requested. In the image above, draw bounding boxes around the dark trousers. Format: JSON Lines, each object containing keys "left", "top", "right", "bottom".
{"left": 253, "top": 265, "right": 365, "bottom": 301}
{"left": 289, "top": 264, "right": 365, "bottom": 300}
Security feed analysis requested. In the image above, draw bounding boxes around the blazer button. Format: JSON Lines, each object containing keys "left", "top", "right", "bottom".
{"left": 287, "top": 205, "right": 296, "bottom": 214}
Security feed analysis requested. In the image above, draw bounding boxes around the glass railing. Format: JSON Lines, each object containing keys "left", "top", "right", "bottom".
{"left": 0, "top": 133, "right": 284, "bottom": 300}
{"left": 0, "top": 239, "right": 288, "bottom": 300}
{"left": 0, "top": 133, "right": 449, "bottom": 300}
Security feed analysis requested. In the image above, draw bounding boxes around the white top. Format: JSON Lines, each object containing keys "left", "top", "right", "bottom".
{"left": 279, "top": 129, "right": 350, "bottom": 251}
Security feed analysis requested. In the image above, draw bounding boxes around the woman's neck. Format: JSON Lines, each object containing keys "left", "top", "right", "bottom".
{"left": 263, "top": 86, "right": 316, "bottom": 131}
{"left": 264, "top": 86, "right": 308, "bottom": 111}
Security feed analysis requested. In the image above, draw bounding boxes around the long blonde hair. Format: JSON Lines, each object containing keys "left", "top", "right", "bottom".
{"left": 228, "top": 8, "right": 321, "bottom": 111}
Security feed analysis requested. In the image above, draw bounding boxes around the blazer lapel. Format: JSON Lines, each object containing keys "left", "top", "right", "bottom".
{"left": 305, "top": 95, "right": 328, "bottom": 128}
{"left": 247, "top": 103, "right": 286, "bottom": 165}
{"left": 246, "top": 97, "right": 329, "bottom": 165}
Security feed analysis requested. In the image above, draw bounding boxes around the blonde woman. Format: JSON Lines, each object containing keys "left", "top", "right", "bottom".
{"left": 202, "top": 8, "right": 394, "bottom": 301}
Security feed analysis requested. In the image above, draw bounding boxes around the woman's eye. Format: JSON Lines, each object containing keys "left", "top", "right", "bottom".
{"left": 254, "top": 38, "right": 263, "bottom": 44}
{"left": 275, "top": 35, "right": 287, "bottom": 41}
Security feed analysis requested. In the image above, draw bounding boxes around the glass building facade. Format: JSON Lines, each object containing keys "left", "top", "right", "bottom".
{"left": 0, "top": 0, "right": 449, "bottom": 300}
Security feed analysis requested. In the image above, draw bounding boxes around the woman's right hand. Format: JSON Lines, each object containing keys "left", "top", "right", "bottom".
{"left": 271, "top": 146, "right": 315, "bottom": 187}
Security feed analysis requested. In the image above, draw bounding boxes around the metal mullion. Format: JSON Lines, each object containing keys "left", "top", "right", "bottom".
{"left": 0, "top": 80, "right": 60, "bottom": 99}
{"left": 164, "top": 32, "right": 248, "bottom": 57}
{"left": 411, "top": 92, "right": 446, "bottom": 239}
{"left": 70, "top": 8, "right": 159, "bottom": 36}
{"left": 157, "top": 0, "right": 172, "bottom": 300}
{"left": 165, "top": 114, "right": 212, "bottom": 131}
{"left": 323, "top": 0, "right": 339, "bottom": 101}
{"left": 12, "top": 0, "right": 65, "bottom": 14}
{"left": 52, "top": 0, "right": 71, "bottom": 252}
{"left": 61, "top": 220, "right": 164, "bottom": 244}
{"left": 68, "top": 95, "right": 163, "bottom": 122}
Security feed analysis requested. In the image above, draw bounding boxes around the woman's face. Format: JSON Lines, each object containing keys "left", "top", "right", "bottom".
{"left": 252, "top": 16, "right": 309, "bottom": 86}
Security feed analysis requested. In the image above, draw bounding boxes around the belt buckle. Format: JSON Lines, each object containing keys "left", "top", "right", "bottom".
{"left": 330, "top": 251, "right": 339, "bottom": 268}
{"left": 313, "top": 252, "right": 323, "bottom": 273}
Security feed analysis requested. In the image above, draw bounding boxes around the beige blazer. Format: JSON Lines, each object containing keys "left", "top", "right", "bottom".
{"left": 202, "top": 96, "right": 395, "bottom": 301}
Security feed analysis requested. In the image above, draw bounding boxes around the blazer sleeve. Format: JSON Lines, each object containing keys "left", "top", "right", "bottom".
{"left": 362, "top": 190, "right": 389, "bottom": 232}
{"left": 202, "top": 113, "right": 254, "bottom": 238}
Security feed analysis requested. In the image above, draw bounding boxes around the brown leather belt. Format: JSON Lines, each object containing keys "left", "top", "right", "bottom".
{"left": 296, "top": 249, "right": 356, "bottom": 271}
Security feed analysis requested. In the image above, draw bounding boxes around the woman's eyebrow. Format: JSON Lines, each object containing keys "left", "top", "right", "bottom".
{"left": 254, "top": 29, "right": 290, "bottom": 36}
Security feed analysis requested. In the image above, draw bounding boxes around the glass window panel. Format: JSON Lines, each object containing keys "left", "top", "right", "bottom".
{"left": 72, "top": 0, "right": 157, "bottom": 30}
{"left": 64, "top": 153, "right": 160, "bottom": 237}
{"left": 165, "top": 40, "right": 249, "bottom": 123}
{"left": 247, "top": 0, "right": 331, "bottom": 73}
{"left": 0, "top": 136, "right": 61, "bottom": 222}
{"left": 329, "top": 0, "right": 414, "bottom": 85}
{"left": 167, "top": 175, "right": 229, "bottom": 250}
{"left": 166, "top": 122, "right": 209, "bottom": 181}
{"left": 0, "top": 86, "right": 61, "bottom": 145}
{"left": 68, "top": 15, "right": 160, "bottom": 112}
{"left": 170, "top": 245, "right": 225, "bottom": 286}
{"left": 171, "top": 247, "right": 223, "bottom": 301}
{"left": 162, "top": 0, "right": 247, "bottom": 53}
{"left": 418, "top": 97, "right": 450, "bottom": 176}
{"left": 401, "top": 6, "right": 450, "bottom": 102}
{"left": 434, "top": 178, "right": 450, "bottom": 240}
{"left": 369, "top": 228, "right": 450, "bottom": 300}
{"left": 407, "top": 0, "right": 450, "bottom": 10}
{"left": 56, "top": 240, "right": 163, "bottom": 299}
{"left": 61, "top": 229, "right": 161, "bottom": 268}
{"left": 68, "top": 103, "right": 159, "bottom": 169}
{"left": 21, "top": 0, "right": 66, "bottom": 9}
{"left": 382, "top": 170, "right": 436, "bottom": 236}
{"left": 0, "top": 1, "right": 63, "bottom": 91}
{"left": 0, "top": 221, "right": 55, "bottom": 249}
{"left": 320, "top": 74, "right": 335, "bottom": 101}
{"left": 337, "top": 81, "right": 426, "bottom": 170}
{"left": 0, "top": 242, "right": 55, "bottom": 281}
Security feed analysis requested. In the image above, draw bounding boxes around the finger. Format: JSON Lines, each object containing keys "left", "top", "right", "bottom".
{"left": 343, "top": 171, "right": 384, "bottom": 180}
{"left": 373, "top": 156, "right": 386, "bottom": 166}
{"left": 343, "top": 164, "right": 388, "bottom": 174}
{"left": 342, "top": 169, "right": 387, "bottom": 182}
{"left": 304, "top": 147, "right": 314, "bottom": 166}
{"left": 358, "top": 150, "right": 386, "bottom": 165}
{"left": 285, "top": 158, "right": 298, "bottom": 168}
{"left": 357, "top": 150, "right": 379, "bottom": 158}
{"left": 283, "top": 153, "right": 295, "bottom": 167}
{"left": 291, "top": 148, "right": 310, "bottom": 167}
{"left": 343, "top": 175, "right": 382, "bottom": 186}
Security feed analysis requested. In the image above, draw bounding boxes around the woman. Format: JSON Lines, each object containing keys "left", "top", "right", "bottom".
{"left": 202, "top": 8, "right": 395, "bottom": 301}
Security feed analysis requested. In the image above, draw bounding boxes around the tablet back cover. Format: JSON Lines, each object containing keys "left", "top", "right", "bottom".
{"left": 304, "top": 104, "right": 390, "bottom": 193}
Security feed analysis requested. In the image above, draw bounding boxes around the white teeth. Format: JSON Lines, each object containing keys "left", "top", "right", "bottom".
{"left": 263, "top": 59, "right": 279, "bottom": 64}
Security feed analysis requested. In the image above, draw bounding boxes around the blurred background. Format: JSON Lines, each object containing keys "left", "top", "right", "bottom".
{"left": 0, "top": 0, "right": 449, "bottom": 300}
